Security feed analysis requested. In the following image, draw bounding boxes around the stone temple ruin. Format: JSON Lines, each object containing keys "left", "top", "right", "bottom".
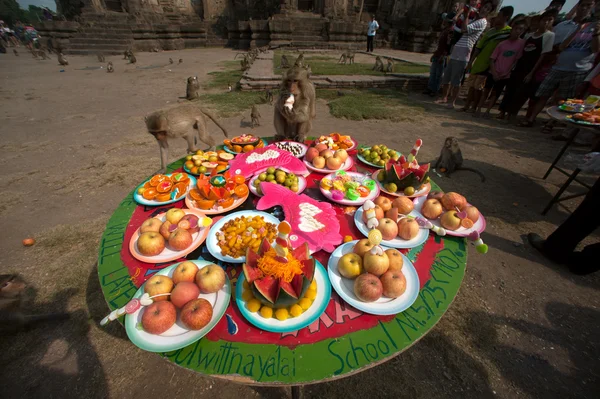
{"left": 38, "top": 0, "right": 454, "bottom": 55}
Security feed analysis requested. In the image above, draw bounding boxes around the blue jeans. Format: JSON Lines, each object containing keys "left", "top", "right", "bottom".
{"left": 428, "top": 56, "right": 446, "bottom": 93}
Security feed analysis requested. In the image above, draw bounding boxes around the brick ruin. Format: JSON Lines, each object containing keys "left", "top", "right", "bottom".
{"left": 37, "top": 0, "right": 454, "bottom": 55}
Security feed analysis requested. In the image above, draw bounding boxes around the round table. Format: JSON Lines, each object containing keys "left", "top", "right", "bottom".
{"left": 97, "top": 137, "right": 467, "bottom": 387}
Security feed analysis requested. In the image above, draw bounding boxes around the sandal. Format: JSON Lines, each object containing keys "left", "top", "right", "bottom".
{"left": 518, "top": 120, "right": 535, "bottom": 128}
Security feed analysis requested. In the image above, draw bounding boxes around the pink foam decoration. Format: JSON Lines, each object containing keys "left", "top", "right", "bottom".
{"left": 256, "top": 183, "right": 342, "bottom": 253}
{"left": 228, "top": 144, "right": 309, "bottom": 178}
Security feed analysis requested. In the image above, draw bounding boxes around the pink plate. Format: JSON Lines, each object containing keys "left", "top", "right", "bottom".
{"left": 303, "top": 157, "right": 354, "bottom": 174}
{"left": 413, "top": 197, "right": 487, "bottom": 237}
{"left": 185, "top": 192, "right": 249, "bottom": 215}
{"left": 129, "top": 209, "right": 210, "bottom": 263}
{"left": 371, "top": 171, "right": 431, "bottom": 198}
{"left": 319, "top": 171, "right": 380, "bottom": 206}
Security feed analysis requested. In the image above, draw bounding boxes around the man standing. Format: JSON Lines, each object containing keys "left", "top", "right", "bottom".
{"left": 367, "top": 15, "right": 379, "bottom": 53}
{"left": 424, "top": 19, "right": 453, "bottom": 96}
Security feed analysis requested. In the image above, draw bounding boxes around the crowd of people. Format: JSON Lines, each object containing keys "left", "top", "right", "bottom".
{"left": 0, "top": 20, "right": 41, "bottom": 53}
{"left": 428, "top": 0, "right": 600, "bottom": 130}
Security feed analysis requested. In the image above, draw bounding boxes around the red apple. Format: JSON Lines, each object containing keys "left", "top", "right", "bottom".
{"left": 441, "top": 192, "right": 467, "bottom": 211}
{"left": 137, "top": 232, "right": 166, "bottom": 256}
{"left": 385, "top": 207, "right": 399, "bottom": 222}
{"left": 170, "top": 282, "right": 201, "bottom": 308}
{"left": 314, "top": 143, "right": 328, "bottom": 153}
{"left": 376, "top": 217, "right": 398, "bottom": 241}
{"left": 305, "top": 147, "right": 320, "bottom": 162}
{"left": 385, "top": 248, "right": 404, "bottom": 272}
{"left": 168, "top": 228, "right": 193, "bottom": 251}
{"left": 326, "top": 156, "right": 342, "bottom": 170}
{"left": 143, "top": 275, "right": 174, "bottom": 302}
{"left": 465, "top": 206, "right": 480, "bottom": 223}
{"left": 142, "top": 301, "right": 177, "bottom": 335}
{"left": 374, "top": 196, "right": 392, "bottom": 211}
{"left": 172, "top": 261, "right": 199, "bottom": 284}
{"left": 312, "top": 156, "right": 326, "bottom": 169}
{"left": 397, "top": 218, "right": 419, "bottom": 240}
{"left": 140, "top": 218, "right": 162, "bottom": 234}
{"left": 195, "top": 264, "right": 226, "bottom": 293}
{"left": 334, "top": 149, "right": 349, "bottom": 162}
{"left": 353, "top": 238, "right": 374, "bottom": 257}
{"left": 362, "top": 205, "right": 384, "bottom": 223}
{"left": 354, "top": 273, "right": 383, "bottom": 302}
{"left": 421, "top": 199, "right": 443, "bottom": 220}
{"left": 363, "top": 252, "right": 390, "bottom": 277}
{"left": 178, "top": 214, "right": 200, "bottom": 234}
{"left": 440, "top": 210, "right": 462, "bottom": 231}
{"left": 392, "top": 197, "right": 414, "bottom": 215}
{"left": 181, "top": 298, "right": 213, "bottom": 330}
{"left": 427, "top": 190, "right": 444, "bottom": 201}
{"left": 320, "top": 149, "right": 334, "bottom": 159}
{"left": 380, "top": 270, "right": 407, "bottom": 298}
{"left": 159, "top": 220, "right": 176, "bottom": 240}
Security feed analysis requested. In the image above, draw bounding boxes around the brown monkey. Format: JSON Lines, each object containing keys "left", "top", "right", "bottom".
{"left": 274, "top": 66, "right": 316, "bottom": 143}
{"left": 338, "top": 51, "right": 355, "bottom": 65}
{"left": 145, "top": 104, "right": 229, "bottom": 173}
{"left": 13, "top": 49, "right": 18, "bottom": 56}
{"left": 97, "top": 53, "right": 105, "bottom": 62}
{"left": 178, "top": 58, "right": 183, "bottom": 64}
{"left": 372, "top": 56, "right": 383, "bottom": 72}
{"left": 107, "top": 61, "right": 114, "bottom": 73}
{"left": 386, "top": 58, "right": 394, "bottom": 73}
{"left": 186, "top": 76, "right": 200, "bottom": 101}
{"left": 279, "top": 54, "right": 290, "bottom": 68}
{"left": 58, "top": 53, "right": 68, "bottom": 66}
{"left": 169, "top": 58, "right": 173, "bottom": 64}
{"left": 251, "top": 105, "right": 261, "bottom": 128}
{"left": 303, "top": 64, "right": 312, "bottom": 78}
{"left": 435, "top": 137, "right": 486, "bottom": 182}
{"left": 123, "top": 50, "right": 131, "bottom": 59}
{"left": 265, "top": 88, "right": 273, "bottom": 105}
{"left": 294, "top": 53, "right": 305, "bottom": 68}
{"left": 128, "top": 53, "right": 137, "bottom": 64}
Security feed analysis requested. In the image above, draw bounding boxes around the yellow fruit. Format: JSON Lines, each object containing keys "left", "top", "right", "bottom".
{"left": 195, "top": 150, "right": 204, "bottom": 156}
{"left": 242, "top": 280, "right": 250, "bottom": 290}
{"left": 275, "top": 308, "right": 289, "bottom": 321}
{"left": 299, "top": 298, "right": 312, "bottom": 310}
{"left": 404, "top": 186, "right": 415, "bottom": 196}
{"left": 290, "top": 304, "right": 303, "bottom": 317}
{"left": 260, "top": 306, "right": 273, "bottom": 318}
{"left": 242, "top": 290, "right": 254, "bottom": 302}
{"left": 247, "top": 299, "right": 261, "bottom": 312}
{"left": 343, "top": 235, "right": 353, "bottom": 243}
{"left": 309, "top": 280, "right": 317, "bottom": 291}
{"left": 304, "top": 289, "right": 317, "bottom": 300}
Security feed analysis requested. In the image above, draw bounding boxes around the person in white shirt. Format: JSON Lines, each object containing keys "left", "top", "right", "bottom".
{"left": 367, "top": 15, "right": 379, "bottom": 53}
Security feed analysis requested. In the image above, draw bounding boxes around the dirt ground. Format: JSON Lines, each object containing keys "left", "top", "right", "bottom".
{"left": 0, "top": 48, "right": 599, "bottom": 399}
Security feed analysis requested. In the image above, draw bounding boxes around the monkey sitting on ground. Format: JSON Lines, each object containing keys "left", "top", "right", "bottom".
{"left": 123, "top": 50, "right": 131, "bottom": 60}
{"left": 386, "top": 58, "right": 394, "bottom": 73}
{"left": 372, "top": 56, "right": 383, "bottom": 72}
{"left": 128, "top": 53, "right": 137, "bottom": 64}
{"left": 97, "top": 53, "right": 105, "bottom": 62}
{"left": 279, "top": 54, "right": 290, "bottom": 69}
{"left": 145, "top": 104, "right": 229, "bottom": 173}
{"left": 13, "top": 49, "right": 18, "bottom": 56}
{"left": 294, "top": 53, "right": 305, "bottom": 68}
{"left": 265, "top": 88, "right": 273, "bottom": 105}
{"left": 178, "top": 58, "right": 183, "bottom": 64}
{"left": 169, "top": 58, "right": 173, "bottom": 64}
{"left": 107, "top": 61, "right": 114, "bottom": 73}
{"left": 435, "top": 137, "right": 486, "bottom": 182}
{"left": 251, "top": 104, "right": 261, "bottom": 128}
{"left": 274, "top": 66, "right": 316, "bottom": 143}
{"left": 58, "top": 53, "right": 68, "bottom": 66}
{"left": 186, "top": 76, "right": 200, "bottom": 101}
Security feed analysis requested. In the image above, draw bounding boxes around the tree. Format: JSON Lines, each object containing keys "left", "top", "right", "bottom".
{"left": 0, "top": 0, "right": 28, "bottom": 26}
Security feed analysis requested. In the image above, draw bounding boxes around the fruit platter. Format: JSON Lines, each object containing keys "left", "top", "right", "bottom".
{"left": 129, "top": 209, "right": 212, "bottom": 263}
{"left": 205, "top": 210, "right": 280, "bottom": 263}
{"left": 327, "top": 236, "right": 419, "bottom": 315}
{"left": 223, "top": 134, "right": 266, "bottom": 154}
{"left": 185, "top": 172, "right": 250, "bottom": 215}
{"left": 414, "top": 191, "right": 487, "bottom": 239}
{"left": 319, "top": 171, "right": 380, "bottom": 206}
{"left": 249, "top": 167, "right": 307, "bottom": 196}
{"left": 119, "top": 260, "right": 231, "bottom": 352}
{"left": 134, "top": 173, "right": 197, "bottom": 206}
{"left": 311, "top": 133, "right": 357, "bottom": 151}
{"left": 565, "top": 110, "right": 600, "bottom": 126}
{"left": 354, "top": 197, "right": 428, "bottom": 249}
{"left": 303, "top": 144, "right": 354, "bottom": 174}
{"left": 235, "top": 221, "right": 331, "bottom": 333}
{"left": 183, "top": 150, "right": 232, "bottom": 176}
{"left": 357, "top": 144, "right": 401, "bottom": 168}
{"left": 273, "top": 141, "right": 308, "bottom": 158}
{"left": 558, "top": 98, "right": 597, "bottom": 113}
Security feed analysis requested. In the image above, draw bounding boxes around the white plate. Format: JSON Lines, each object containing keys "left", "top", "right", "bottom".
{"left": 235, "top": 261, "right": 331, "bottom": 333}
{"left": 354, "top": 207, "right": 429, "bottom": 249}
{"left": 125, "top": 260, "right": 231, "bottom": 352}
{"left": 327, "top": 241, "right": 419, "bottom": 315}
{"left": 413, "top": 197, "right": 486, "bottom": 238}
{"left": 319, "top": 171, "right": 380, "bottom": 206}
{"left": 184, "top": 191, "right": 249, "bottom": 215}
{"left": 205, "top": 210, "right": 280, "bottom": 263}
{"left": 303, "top": 157, "right": 354, "bottom": 174}
{"left": 248, "top": 169, "right": 308, "bottom": 197}
{"left": 273, "top": 141, "right": 309, "bottom": 158}
{"left": 133, "top": 174, "right": 197, "bottom": 206}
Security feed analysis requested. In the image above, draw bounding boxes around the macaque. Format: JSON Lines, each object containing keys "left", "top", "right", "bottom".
{"left": 372, "top": 56, "right": 383, "bottom": 72}
{"left": 251, "top": 104, "right": 261, "bottom": 128}
{"left": 97, "top": 53, "right": 105, "bottom": 62}
{"left": 13, "top": 49, "right": 18, "bottom": 56}
{"left": 129, "top": 53, "right": 137, "bottom": 64}
{"left": 107, "top": 61, "right": 114, "bottom": 73}
{"left": 145, "top": 104, "right": 229, "bottom": 173}
{"left": 169, "top": 58, "right": 173, "bottom": 64}
{"left": 123, "top": 50, "right": 131, "bottom": 60}
{"left": 178, "top": 58, "right": 183, "bottom": 64}
{"left": 58, "top": 53, "right": 68, "bottom": 66}
{"left": 273, "top": 66, "right": 316, "bottom": 143}
{"left": 386, "top": 58, "right": 394, "bottom": 73}
{"left": 294, "top": 53, "right": 305, "bottom": 67}
{"left": 279, "top": 54, "right": 290, "bottom": 68}
{"left": 186, "top": 76, "right": 200, "bottom": 101}
{"left": 265, "top": 88, "right": 273, "bottom": 105}
{"left": 338, "top": 51, "right": 355, "bottom": 65}
{"left": 435, "top": 137, "right": 486, "bottom": 182}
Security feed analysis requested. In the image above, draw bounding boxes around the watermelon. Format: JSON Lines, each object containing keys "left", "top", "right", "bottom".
{"left": 300, "top": 258, "right": 315, "bottom": 282}
{"left": 275, "top": 280, "right": 300, "bottom": 309}
{"left": 385, "top": 163, "right": 430, "bottom": 190}
{"left": 292, "top": 242, "right": 310, "bottom": 261}
{"left": 258, "top": 238, "right": 271, "bottom": 256}
{"left": 253, "top": 276, "right": 279, "bottom": 304}
{"left": 243, "top": 250, "right": 263, "bottom": 284}
{"left": 291, "top": 274, "right": 304, "bottom": 298}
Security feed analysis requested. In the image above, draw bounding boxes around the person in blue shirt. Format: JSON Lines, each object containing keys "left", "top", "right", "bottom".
{"left": 367, "top": 15, "right": 379, "bottom": 53}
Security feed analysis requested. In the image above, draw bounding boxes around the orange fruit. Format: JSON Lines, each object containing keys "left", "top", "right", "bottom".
{"left": 155, "top": 192, "right": 171, "bottom": 202}
{"left": 184, "top": 161, "right": 194, "bottom": 170}
{"left": 143, "top": 181, "right": 153, "bottom": 189}
{"left": 461, "top": 218, "right": 474, "bottom": 229}
{"left": 208, "top": 187, "right": 222, "bottom": 201}
{"left": 224, "top": 139, "right": 231, "bottom": 146}
{"left": 142, "top": 188, "right": 157, "bottom": 200}
{"left": 218, "top": 197, "right": 234, "bottom": 208}
{"left": 150, "top": 174, "right": 167, "bottom": 187}
{"left": 216, "top": 165, "right": 228, "bottom": 173}
{"left": 234, "top": 184, "right": 249, "bottom": 197}
{"left": 233, "top": 175, "right": 246, "bottom": 185}
{"left": 233, "top": 145, "right": 243, "bottom": 153}
{"left": 195, "top": 199, "right": 215, "bottom": 210}
{"left": 256, "top": 140, "right": 264, "bottom": 148}
{"left": 191, "top": 166, "right": 199, "bottom": 174}
{"left": 243, "top": 145, "right": 254, "bottom": 153}
{"left": 189, "top": 188, "right": 205, "bottom": 201}
{"left": 156, "top": 180, "right": 173, "bottom": 193}
{"left": 174, "top": 182, "right": 188, "bottom": 198}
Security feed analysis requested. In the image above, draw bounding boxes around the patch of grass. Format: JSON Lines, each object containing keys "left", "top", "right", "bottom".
{"left": 318, "top": 89, "right": 425, "bottom": 122}
{"left": 199, "top": 92, "right": 267, "bottom": 118}
{"left": 204, "top": 61, "right": 243, "bottom": 90}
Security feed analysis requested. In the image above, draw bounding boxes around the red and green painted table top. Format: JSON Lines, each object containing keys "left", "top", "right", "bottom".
{"left": 98, "top": 137, "right": 467, "bottom": 385}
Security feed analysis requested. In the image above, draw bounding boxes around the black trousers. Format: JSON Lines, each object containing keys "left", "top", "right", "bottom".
{"left": 543, "top": 176, "right": 600, "bottom": 271}
{"left": 367, "top": 36, "right": 374, "bottom": 52}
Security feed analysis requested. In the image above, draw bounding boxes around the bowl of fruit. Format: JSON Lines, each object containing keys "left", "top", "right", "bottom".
{"left": 134, "top": 173, "right": 197, "bottom": 206}
{"left": 183, "top": 150, "right": 233, "bottom": 176}
{"left": 311, "top": 133, "right": 357, "bottom": 151}
{"left": 223, "top": 135, "right": 266, "bottom": 154}
{"left": 357, "top": 144, "right": 401, "bottom": 168}
{"left": 185, "top": 172, "right": 250, "bottom": 215}
{"left": 249, "top": 167, "right": 307, "bottom": 196}
{"left": 303, "top": 144, "right": 353, "bottom": 173}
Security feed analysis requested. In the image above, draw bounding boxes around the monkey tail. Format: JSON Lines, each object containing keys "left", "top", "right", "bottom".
{"left": 457, "top": 167, "right": 486, "bottom": 183}
{"left": 203, "top": 110, "right": 229, "bottom": 138}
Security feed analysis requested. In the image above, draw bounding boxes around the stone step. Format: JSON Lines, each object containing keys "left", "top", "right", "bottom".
{"left": 67, "top": 43, "right": 131, "bottom": 51}
{"left": 79, "top": 27, "right": 133, "bottom": 34}
{"left": 74, "top": 32, "right": 133, "bottom": 40}
{"left": 63, "top": 48, "right": 128, "bottom": 56}
{"left": 70, "top": 38, "right": 132, "bottom": 45}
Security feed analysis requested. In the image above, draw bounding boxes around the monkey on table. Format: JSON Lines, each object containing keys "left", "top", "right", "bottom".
{"left": 274, "top": 66, "right": 316, "bottom": 143}
{"left": 435, "top": 137, "right": 486, "bottom": 182}
{"left": 372, "top": 56, "right": 383, "bottom": 72}
{"left": 251, "top": 105, "right": 261, "bottom": 128}
{"left": 145, "top": 103, "right": 229, "bottom": 173}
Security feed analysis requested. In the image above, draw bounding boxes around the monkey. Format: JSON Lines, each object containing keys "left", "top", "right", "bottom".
{"left": 123, "top": 49, "right": 131, "bottom": 60}
{"left": 372, "top": 56, "right": 383, "bottom": 72}
{"left": 186, "top": 76, "right": 200, "bottom": 101}
{"left": 178, "top": 58, "right": 183, "bottom": 64}
{"left": 294, "top": 53, "right": 305, "bottom": 68}
{"left": 58, "top": 53, "right": 68, "bottom": 66}
{"left": 303, "top": 64, "right": 312, "bottom": 78}
{"left": 337, "top": 52, "right": 346, "bottom": 64}
{"left": 241, "top": 56, "right": 250, "bottom": 71}
{"left": 38, "top": 50, "right": 48, "bottom": 60}
{"left": 274, "top": 66, "right": 316, "bottom": 143}
{"left": 97, "top": 53, "right": 105, "bottom": 62}
{"left": 265, "top": 88, "right": 273, "bottom": 105}
{"left": 228, "top": 82, "right": 233, "bottom": 92}
{"left": 13, "top": 49, "right": 18, "bottom": 56}
{"left": 31, "top": 49, "right": 38, "bottom": 59}
{"left": 151, "top": 47, "right": 159, "bottom": 52}
{"left": 145, "top": 103, "right": 229, "bottom": 173}
{"left": 107, "top": 61, "right": 114, "bottom": 73}
{"left": 169, "top": 58, "right": 173, "bottom": 64}
{"left": 234, "top": 52, "right": 246, "bottom": 60}
{"left": 128, "top": 53, "right": 137, "bottom": 64}
{"left": 386, "top": 58, "right": 394, "bottom": 73}
{"left": 338, "top": 51, "right": 355, "bottom": 65}
{"left": 435, "top": 137, "right": 486, "bottom": 182}
{"left": 251, "top": 104, "right": 261, "bottom": 128}
{"left": 279, "top": 54, "right": 290, "bottom": 69}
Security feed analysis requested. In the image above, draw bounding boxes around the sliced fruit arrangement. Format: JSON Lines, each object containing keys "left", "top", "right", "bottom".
{"left": 250, "top": 167, "right": 304, "bottom": 195}
{"left": 224, "top": 134, "right": 265, "bottom": 153}
{"left": 136, "top": 173, "right": 193, "bottom": 203}
{"left": 215, "top": 215, "right": 278, "bottom": 258}
{"left": 357, "top": 144, "right": 401, "bottom": 168}
{"left": 312, "top": 133, "right": 356, "bottom": 150}
{"left": 183, "top": 150, "right": 232, "bottom": 175}
{"left": 376, "top": 139, "right": 430, "bottom": 194}
{"left": 188, "top": 171, "right": 249, "bottom": 212}
{"left": 320, "top": 170, "right": 377, "bottom": 202}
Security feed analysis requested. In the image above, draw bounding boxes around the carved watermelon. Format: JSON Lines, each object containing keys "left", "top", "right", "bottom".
{"left": 243, "top": 250, "right": 263, "bottom": 284}
{"left": 253, "top": 276, "right": 279, "bottom": 304}
{"left": 385, "top": 163, "right": 430, "bottom": 190}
